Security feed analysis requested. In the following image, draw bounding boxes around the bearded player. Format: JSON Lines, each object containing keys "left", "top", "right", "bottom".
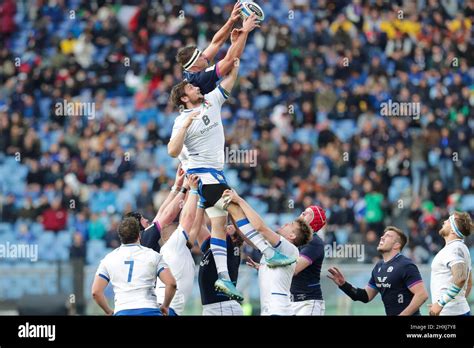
{"left": 429, "top": 212, "right": 472, "bottom": 316}
{"left": 168, "top": 59, "right": 295, "bottom": 301}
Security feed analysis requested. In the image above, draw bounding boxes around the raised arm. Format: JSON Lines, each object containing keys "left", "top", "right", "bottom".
{"left": 155, "top": 165, "right": 185, "bottom": 220}
{"left": 202, "top": 1, "right": 242, "bottom": 61}
{"left": 154, "top": 177, "right": 189, "bottom": 228}
{"left": 168, "top": 111, "right": 200, "bottom": 158}
{"left": 189, "top": 203, "right": 210, "bottom": 247}
{"left": 179, "top": 175, "right": 199, "bottom": 233}
{"left": 223, "top": 189, "right": 280, "bottom": 246}
{"left": 217, "top": 14, "right": 259, "bottom": 76}
{"left": 219, "top": 58, "right": 240, "bottom": 97}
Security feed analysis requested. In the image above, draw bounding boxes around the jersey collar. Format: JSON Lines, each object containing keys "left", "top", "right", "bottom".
{"left": 447, "top": 238, "right": 465, "bottom": 245}
{"left": 383, "top": 252, "right": 401, "bottom": 264}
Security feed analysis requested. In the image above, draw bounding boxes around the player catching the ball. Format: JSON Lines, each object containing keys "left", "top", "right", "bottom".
{"left": 168, "top": 58, "right": 296, "bottom": 301}
{"left": 176, "top": 1, "right": 260, "bottom": 94}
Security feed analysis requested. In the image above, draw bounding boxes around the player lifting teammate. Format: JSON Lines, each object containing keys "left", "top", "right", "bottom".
{"left": 328, "top": 226, "right": 429, "bottom": 315}
{"left": 224, "top": 189, "right": 312, "bottom": 315}
{"left": 290, "top": 205, "right": 327, "bottom": 315}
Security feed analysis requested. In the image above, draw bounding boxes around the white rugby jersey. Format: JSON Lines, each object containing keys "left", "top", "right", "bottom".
{"left": 96, "top": 244, "right": 168, "bottom": 313}
{"left": 430, "top": 239, "right": 471, "bottom": 315}
{"left": 178, "top": 146, "right": 189, "bottom": 171}
{"left": 171, "top": 85, "right": 228, "bottom": 171}
{"left": 259, "top": 236, "right": 299, "bottom": 316}
{"left": 156, "top": 225, "right": 195, "bottom": 315}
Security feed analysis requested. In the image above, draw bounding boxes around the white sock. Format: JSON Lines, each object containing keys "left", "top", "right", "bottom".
{"left": 236, "top": 218, "right": 275, "bottom": 259}
{"left": 210, "top": 237, "right": 230, "bottom": 280}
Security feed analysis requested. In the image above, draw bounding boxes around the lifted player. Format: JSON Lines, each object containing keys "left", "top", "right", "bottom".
{"left": 169, "top": 59, "right": 295, "bottom": 301}
{"left": 192, "top": 206, "right": 245, "bottom": 315}
{"left": 176, "top": 2, "right": 259, "bottom": 94}
{"left": 328, "top": 226, "right": 429, "bottom": 316}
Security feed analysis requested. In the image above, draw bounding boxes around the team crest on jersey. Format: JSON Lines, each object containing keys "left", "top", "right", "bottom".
{"left": 387, "top": 266, "right": 393, "bottom": 272}
{"left": 378, "top": 267, "right": 381, "bottom": 272}
{"left": 203, "top": 100, "right": 212, "bottom": 109}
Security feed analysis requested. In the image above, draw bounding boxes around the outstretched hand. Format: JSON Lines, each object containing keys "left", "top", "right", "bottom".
{"left": 242, "top": 13, "right": 260, "bottom": 33}
{"left": 222, "top": 189, "right": 241, "bottom": 204}
{"left": 246, "top": 256, "right": 260, "bottom": 270}
{"left": 327, "top": 267, "right": 346, "bottom": 286}
{"left": 174, "top": 163, "right": 185, "bottom": 188}
{"left": 188, "top": 174, "right": 199, "bottom": 190}
{"left": 183, "top": 110, "right": 201, "bottom": 129}
{"left": 229, "top": 1, "right": 243, "bottom": 23}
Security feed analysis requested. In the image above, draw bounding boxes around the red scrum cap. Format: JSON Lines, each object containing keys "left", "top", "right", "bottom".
{"left": 308, "top": 205, "right": 326, "bottom": 232}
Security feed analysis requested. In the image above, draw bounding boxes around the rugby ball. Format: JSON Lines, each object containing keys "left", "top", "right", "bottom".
{"left": 240, "top": 1, "right": 265, "bottom": 23}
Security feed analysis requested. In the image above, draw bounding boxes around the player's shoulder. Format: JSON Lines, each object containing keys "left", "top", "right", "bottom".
{"left": 309, "top": 233, "right": 324, "bottom": 246}
{"left": 104, "top": 246, "right": 121, "bottom": 258}
{"left": 372, "top": 259, "right": 384, "bottom": 271}
{"left": 396, "top": 254, "right": 418, "bottom": 267}
{"left": 446, "top": 240, "right": 469, "bottom": 252}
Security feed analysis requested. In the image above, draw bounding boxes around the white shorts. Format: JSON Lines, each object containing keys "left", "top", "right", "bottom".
{"left": 291, "top": 300, "right": 325, "bottom": 316}
{"left": 202, "top": 300, "right": 243, "bottom": 316}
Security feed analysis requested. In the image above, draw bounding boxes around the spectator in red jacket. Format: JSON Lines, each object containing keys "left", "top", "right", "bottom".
{"left": 41, "top": 197, "right": 68, "bottom": 232}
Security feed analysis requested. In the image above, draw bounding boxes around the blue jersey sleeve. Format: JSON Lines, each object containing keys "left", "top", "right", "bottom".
{"left": 140, "top": 222, "right": 161, "bottom": 253}
{"left": 300, "top": 239, "right": 324, "bottom": 264}
{"left": 184, "top": 64, "right": 221, "bottom": 95}
{"left": 404, "top": 263, "right": 423, "bottom": 289}
{"left": 368, "top": 268, "right": 378, "bottom": 290}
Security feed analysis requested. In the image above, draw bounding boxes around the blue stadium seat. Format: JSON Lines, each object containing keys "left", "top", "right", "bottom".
{"left": 460, "top": 194, "right": 474, "bottom": 211}
{"left": 86, "top": 240, "right": 108, "bottom": 265}
{"left": 116, "top": 189, "right": 137, "bottom": 213}
{"left": 264, "top": 213, "right": 279, "bottom": 229}
{"left": 38, "top": 233, "right": 57, "bottom": 262}
{"left": 279, "top": 212, "right": 297, "bottom": 225}
{"left": 388, "top": 177, "right": 411, "bottom": 203}
{"left": 30, "top": 223, "right": 45, "bottom": 239}
{"left": 0, "top": 231, "right": 15, "bottom": 244}
{"left": 55, "top": 231, "right": 72, "bottom": 261}
{"left": 0, "top": 223, "right": 12, "bottom": 235}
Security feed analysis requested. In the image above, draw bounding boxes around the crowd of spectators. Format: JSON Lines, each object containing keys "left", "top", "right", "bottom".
{"left": 0, "top": 0, "right": 473, "bottom": 265}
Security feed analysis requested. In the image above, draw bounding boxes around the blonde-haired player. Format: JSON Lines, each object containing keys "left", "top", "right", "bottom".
{"left": 429, "top": 211, "right": 472, "bottom": 316}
